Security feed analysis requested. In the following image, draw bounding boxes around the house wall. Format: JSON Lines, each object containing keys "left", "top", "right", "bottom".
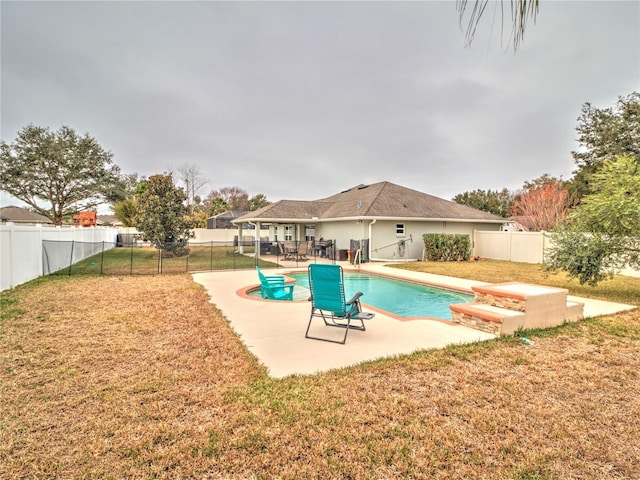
{"left": 368, "top": 220, "right": 502, "bottom": 261}
{"left": 314, "top": 222, "right": 366, "bottom": 253}
{"left": 314, "top": 219, "right": 502, "bottom": 261}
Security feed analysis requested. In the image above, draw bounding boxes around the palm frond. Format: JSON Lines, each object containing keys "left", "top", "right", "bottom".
{"left": 457, "top": 0, "right": 539, "bottom": 51}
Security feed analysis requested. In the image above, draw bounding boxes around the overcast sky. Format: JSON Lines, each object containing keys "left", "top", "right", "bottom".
{"left": 2, "top": 1, "right": 639, "bottom": 212}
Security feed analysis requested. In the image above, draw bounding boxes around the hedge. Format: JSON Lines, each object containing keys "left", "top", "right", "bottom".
{"left": 422, "top": 234, "right": 471, "bottom": 261}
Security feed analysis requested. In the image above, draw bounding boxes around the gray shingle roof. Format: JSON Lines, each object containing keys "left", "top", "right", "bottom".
{"left": 235, "top": 181, "right": 503, "bottom": 223}
{"left": 207, "top": 210, "right": 248, "bottom": 220}
{"left": 0, "top": 205, "right": 53, "bottom": 224}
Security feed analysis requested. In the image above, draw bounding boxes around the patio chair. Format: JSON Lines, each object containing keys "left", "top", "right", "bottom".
{"left": 296, "top": 241, "right": 309, "bottom": 261}
{"left": 305, "top": 263, "right": 374, "bottom": 344}
{"left": 284, "top": 241, "right": 297, "bottom": 260}
{"left": 256, "top": 266, "right": 295, "bottom": 301}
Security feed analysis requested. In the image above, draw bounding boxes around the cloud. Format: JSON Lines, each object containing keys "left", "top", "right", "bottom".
{"left": 1, "top": 0, "right": 638, "bottom": 210}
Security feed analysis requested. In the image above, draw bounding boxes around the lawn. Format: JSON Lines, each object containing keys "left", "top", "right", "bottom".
{"left": 52, "top": 245, "right": 279, "bottom": 276}
{"left": 1, "top": 261, "right": 639, "bottom": 479}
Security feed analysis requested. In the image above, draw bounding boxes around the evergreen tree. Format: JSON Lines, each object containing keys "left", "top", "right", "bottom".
{"left": 136, "top": 174, "right": 192, "bottom": 256}
{"left": 546, "top": 156, "right": 640, "bottom": 285}
{"left": 1, "top": 124, "right": 120, "bottom": 225}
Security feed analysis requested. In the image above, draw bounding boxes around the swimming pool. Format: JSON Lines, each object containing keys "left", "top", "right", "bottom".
{"left": 288, "top": 272, "right": 472, "bottom": 321}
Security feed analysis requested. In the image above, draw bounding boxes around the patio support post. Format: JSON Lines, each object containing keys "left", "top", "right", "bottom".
{"left": 237, "top": 223, "right": 244, "bottom": 254}
{"left": 253, "top": 221, "right": 261, "bottom": 262}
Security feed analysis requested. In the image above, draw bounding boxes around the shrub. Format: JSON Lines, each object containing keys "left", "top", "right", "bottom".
{"left": 423, "top": 234, "right": 471, "bottom": 261}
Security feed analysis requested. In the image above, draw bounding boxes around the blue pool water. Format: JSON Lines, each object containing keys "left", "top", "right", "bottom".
{"left": 288, "top": 272, "right": 472, "bottom": 320}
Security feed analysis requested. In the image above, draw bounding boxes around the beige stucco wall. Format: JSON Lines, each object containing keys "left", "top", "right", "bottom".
{"left": 316, "top": 219, "right": 502, "bottom": 261}
{"left": 245, "top": 219, "right": 502, "bottom": 261}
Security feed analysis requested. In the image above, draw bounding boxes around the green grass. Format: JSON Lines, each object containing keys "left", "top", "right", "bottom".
{"left": 52, "top": 245, "right": 278, "bottom": 276}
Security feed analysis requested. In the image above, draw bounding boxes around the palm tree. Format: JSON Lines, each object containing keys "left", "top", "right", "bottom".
{"left": 457, "top": 0, "right": 539, "bottom": 51}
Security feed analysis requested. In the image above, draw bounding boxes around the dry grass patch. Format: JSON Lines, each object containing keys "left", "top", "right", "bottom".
{"left": 1, "top": 273, "right": 639, "bottom": 479}
{"left": 1, "top": 275, "right": 261, "bottom": 478}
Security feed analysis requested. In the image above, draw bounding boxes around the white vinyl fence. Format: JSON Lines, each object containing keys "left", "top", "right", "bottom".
{"left": 473, "top": 230, "right": 553, "bottom": 264}
{"left": 3, "top": 226, "right": 638, "bottom": 291}
{"left": 0, "top": 223, "right": 118, "bottom": 291}
{"left": 472, "top": 230, "right": 640, "bottom": 278}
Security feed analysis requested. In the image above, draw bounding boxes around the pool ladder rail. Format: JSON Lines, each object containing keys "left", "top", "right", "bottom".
{"left": 353, "top": 248, "right": 362, "bottom": 268}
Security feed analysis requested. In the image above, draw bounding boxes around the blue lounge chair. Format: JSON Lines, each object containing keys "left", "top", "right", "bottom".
{"left": 256, "top": 266, "right": 295, "bottom": 301}
{"left": 305, "top": 263, "right": 374, "bottom": 344}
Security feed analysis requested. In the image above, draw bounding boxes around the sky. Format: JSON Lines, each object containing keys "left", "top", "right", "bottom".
{"left": 1, "top": 1, "right": 639, "bottom": 213}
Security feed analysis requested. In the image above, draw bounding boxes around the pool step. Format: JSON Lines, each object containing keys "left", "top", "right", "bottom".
{"left": 450, "top": 303, "right": 526, "bottom": 335}
{"left": 450, "top": 282, "right": 584, "bottom": 336}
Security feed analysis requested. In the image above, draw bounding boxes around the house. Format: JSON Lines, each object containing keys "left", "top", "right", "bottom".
{"left": 0, "top": 205, "right": 53, "bottom": 224}
{"left": 72, "top": 211, "right": 97, "bottom": 227}
{"left": 502, "top": 215, "right": 533, "bottom": 232}
{"left": 97, "top": 215, "right": 122, "bottom": 227}
{"left": 233, "top": 181, "right": 505, "bottom": 261}
{"left": 206, "top": 210, "right": 248, "bottom": 229}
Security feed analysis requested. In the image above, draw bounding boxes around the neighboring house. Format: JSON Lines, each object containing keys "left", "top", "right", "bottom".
{"left": 0, "top": 205, "right": 53, "bottom": 224}
{"left": 97, "top": 215, "right": 122, "bottom": 227}
{"left": 502, "top": 216, "right": 533, "bottom": 232}
{"left": 206, "top": 210, "right": 248, "bottom": 229}
{"left": 233, "top": 181, "right": 505, "bottom": 261}
{"left": 72, "top": 211, "right": 97, "bottom": 227}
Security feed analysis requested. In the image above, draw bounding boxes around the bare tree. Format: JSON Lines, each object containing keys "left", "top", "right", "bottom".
{"left": 206, "top": 186, "right": 250, "bottom": 211}
{"left": 176, "top": 164, "right": 208, "bottom": 208}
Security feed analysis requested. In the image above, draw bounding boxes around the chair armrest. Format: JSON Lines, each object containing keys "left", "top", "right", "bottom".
{"left": 346, "top": 292, "right": 363, "bottom": 305}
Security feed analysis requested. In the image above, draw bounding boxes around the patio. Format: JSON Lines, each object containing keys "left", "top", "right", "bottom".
{"left": 192, "top": 263, "right": 635, "bottom": 378}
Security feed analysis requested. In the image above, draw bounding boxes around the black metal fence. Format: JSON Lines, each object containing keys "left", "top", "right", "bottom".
{"left": 42, "top": 239, "right": 340, "bottom": 277}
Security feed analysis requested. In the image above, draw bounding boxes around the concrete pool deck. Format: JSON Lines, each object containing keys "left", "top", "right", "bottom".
{"left": 192, "top": 263, "right": 636, "bottom": 378}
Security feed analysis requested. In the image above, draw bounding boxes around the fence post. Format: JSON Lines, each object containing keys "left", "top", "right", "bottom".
{"left": 508, "top": 230, "right": 513, "bottom": 262}
{"left": 100, "top": 241, "right": 105, "bottom": 275}
{"left": 472, "top": 229, "right": 477, "bottom": 258}
{"left": 68, "top": 240, "right": 75, "bottom": 276}
{"left": 36, "top": 224, "right": 44, "bottom": 277}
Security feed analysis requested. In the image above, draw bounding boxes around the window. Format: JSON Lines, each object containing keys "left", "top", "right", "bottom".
{"left": 396, "top": 223, "right": 405, "bottom": 236}
{"left": 284, "top": 225, "right": 294, "bottom": 241}
{"left": 305, "top": 225, "right": 316, "bottom": 242}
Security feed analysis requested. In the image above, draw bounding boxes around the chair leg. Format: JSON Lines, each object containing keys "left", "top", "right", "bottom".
{"left": 305, "top": 309, "right": 352, "bottom": 344}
